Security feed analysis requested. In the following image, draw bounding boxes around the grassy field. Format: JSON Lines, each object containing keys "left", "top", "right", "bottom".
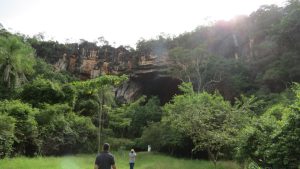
{"left": 0, "top": 152, "right": 240, "bottom": 169}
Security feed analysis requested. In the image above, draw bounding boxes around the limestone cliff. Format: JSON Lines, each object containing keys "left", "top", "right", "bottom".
{"left": 52, "top": 44, "right": 179, "bottom": 104}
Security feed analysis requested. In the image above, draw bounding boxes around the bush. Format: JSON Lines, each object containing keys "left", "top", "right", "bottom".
{"left": 69, "top": 113, "right": 97, "bottom": 153}
{"left": 0, "top": 113, "right": 16, "bottom": 158}
{"left": 139, "top": 122, "right": 184, "bottom": 154}
{"left": 236, "top": 84, "right": 300, "bottom": 169}
{"left": 36, "top": 104, "right": 97, "bottom": 155}
{"left": 31, "top": 58, "right": 77, "bottom": 83}
{"left": 0, "top": 100, "right": 40, "bottom": 156}
{"left": 20, "top": 78, "right": 65, "bottom": 106}
{"left": 128, "top": 96, "right": 163, "bottom": 138}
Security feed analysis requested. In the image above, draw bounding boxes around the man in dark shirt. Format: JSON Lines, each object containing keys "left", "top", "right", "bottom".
{"left": 94, "top": 143, "right": 117, "bottom": 169}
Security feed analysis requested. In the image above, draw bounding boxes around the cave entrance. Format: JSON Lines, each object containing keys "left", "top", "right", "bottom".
{"left": 132, "top": 73, "right": 182, "bottom": 105}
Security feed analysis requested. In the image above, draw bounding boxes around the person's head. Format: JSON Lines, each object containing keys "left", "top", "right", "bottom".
{"left": 131, "top": 149, "right": 134, "bottom": 153}
{"left": 103, "top": 143, "right": 110, "bottom": 151}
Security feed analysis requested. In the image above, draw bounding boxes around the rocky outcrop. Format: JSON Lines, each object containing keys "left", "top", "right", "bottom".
{"left": 53, "top": 45, "right": 179, "bottom": 104}
{"left": 115, "top": 80, "right": 143, "bottom": 103}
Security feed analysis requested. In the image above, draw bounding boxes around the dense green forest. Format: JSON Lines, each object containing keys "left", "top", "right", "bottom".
{"left": 1, "top": 1, "right": 300, "bottom": 169}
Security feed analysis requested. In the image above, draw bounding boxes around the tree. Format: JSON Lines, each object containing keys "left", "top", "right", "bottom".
{"left": 109, "top": 95, "right": 163, "bottom": 138}
{"left": 108, "top": 96, "right": 146, "bottom": 138}
{"left": 278, "top": 0, "right": 300, "bottom": 51}
{"left": 35, "top": 103, "right": 97, "bottom": 155}
{"left": 0, "top": 35, "right": 36, "bottom": 88}
{"left": 169, "top": 46, "right": 225, "bottom": 92}
{"left": 0, "top": 100, "right": 40, "bottom": 156}
{"left": 97, "top": 36, "right": 109, "bottom": 46}
{"left": 128, "top": 96, "right": 162, "bottom": 138}
{"left": 236, "top": 83, "right": 300, "bottom": 169}
{"left": 31, "top": 58, "right": 77, "bottom": 83}
{"left": 108, "top": 103, "right": 132, "bottom": 138}
{"left": 139, "top": 122, "right": 184, "bottom": 154}
{"left": 164, "top": 83, "right": 245, "bottom": 168}
{"left": 0, "top": 113, "right": 15, "bottom": 158}
{"left": 72, "top": 75, "right": 127, "bottom": 152}
{"left": 20, "top": 78, "right": 65, "bottom": 107}
{"left": 97, "top": 85, "right": 115, "bottom": 152}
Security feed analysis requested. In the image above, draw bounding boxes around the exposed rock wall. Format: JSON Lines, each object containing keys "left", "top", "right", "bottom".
{"left": 115, "top": 80, "right": 143, "bottom": 103}
{"left": 52, "top": 45, "right": 177, "bottom": 103}
{"left": 54, "top": 46, "right": 171, "bottom": 79}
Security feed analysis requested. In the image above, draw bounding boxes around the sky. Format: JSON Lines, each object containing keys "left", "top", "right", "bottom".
{"left": 0, "top": 0, "right": 286, "bottom": 47}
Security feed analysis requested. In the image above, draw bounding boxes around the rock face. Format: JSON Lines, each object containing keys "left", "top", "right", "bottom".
{"left": 116, "top": 53, "right": 182, "bottom": 104}
{"left": 53, "top": 44, "right": 133, "bottom": 78}
{"left": 115, "top": 80, "right": 143, "bottom": 103}
{"left": 53, "top": 45, "right": 180, "bottom": 104}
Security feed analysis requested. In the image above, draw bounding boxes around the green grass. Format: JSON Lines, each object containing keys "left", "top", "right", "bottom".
{"left": 0, "top": 152, "right": 240, "bottom": 169}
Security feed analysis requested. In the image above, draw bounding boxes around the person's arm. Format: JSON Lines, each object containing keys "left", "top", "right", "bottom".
{"left": 94, "top": 164, "right": 99, "bottom": 169}
{"left": 112, "top": 164, "right": 116, "bottom": 169}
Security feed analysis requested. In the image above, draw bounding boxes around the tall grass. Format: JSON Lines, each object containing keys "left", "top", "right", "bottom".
{"left": 0, "top": 152, "right": 240, "bottom": 169}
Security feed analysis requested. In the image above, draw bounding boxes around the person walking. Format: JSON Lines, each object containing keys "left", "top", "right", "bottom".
{"left": 129, "top": 149, "right": 137, "bottom": 169}
{"left": 94, "top": 143, "right": 117, "bottom": 169}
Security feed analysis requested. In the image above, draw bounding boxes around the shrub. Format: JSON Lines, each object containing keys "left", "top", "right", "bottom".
{"left": 236, "top": 84, "right": 300, "bottom": 168}
{"left": 36, "top": 104, "right": 97, "bottom": 155}
{"left": 0, "top": 113, "right": 16, "bottom": 158}
{"left": 0, "top": 100, "right": 40, "bottom": 156}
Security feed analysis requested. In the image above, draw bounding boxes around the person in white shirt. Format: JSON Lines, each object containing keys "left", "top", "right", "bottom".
{"left": 129, "top": 149, "right": 137, "bottom": 169}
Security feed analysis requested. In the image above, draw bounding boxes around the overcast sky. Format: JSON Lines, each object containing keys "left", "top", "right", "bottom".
{"left": 0, "top": 0, "right": 286, "bottom": 47}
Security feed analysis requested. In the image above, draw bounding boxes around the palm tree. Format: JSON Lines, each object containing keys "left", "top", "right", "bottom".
{"left": 0, "top": 35, "right": 36, "bottom": 88}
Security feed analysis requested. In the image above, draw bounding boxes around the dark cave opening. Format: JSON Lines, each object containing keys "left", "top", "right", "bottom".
{"left": 132, "top": 73, "right": 182, "bottom": 105}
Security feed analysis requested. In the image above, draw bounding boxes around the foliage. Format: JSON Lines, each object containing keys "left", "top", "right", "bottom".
{"left": 163, "top": 83, "right": 246, "bottom": 167}
{"left": 75, "top": 98, "right": 99, "bottom": 116}
{"left": 135, "top": 2, "right": 300, "bottom": 98}
{"left": 0, "top": 100, "right": 39, "bottom": 156}
{"left": 178, "top": 82, "right": 194, "bottom": 94}
{"left": 108, "top": 102, "right": 133, "bottom": 137}
{"left": 27, "top": 38, "right": 71, "bottom": 64}
{"left": 136, "top": 35, "right": 171, "bottom": 56}
{"left": 61, "top": 84, "right": 77, "bottom": 107}
{"left": 0, "top": 113, "right": 15, "bottom": 158}
{"left": 0, "top": 34, "right": 36, "bottom": 99}
{"left": 169, "top": 46, "right": 223, "bottom": 92}
{"left": 139, "top": 122, "right": 184, "bottom": 154}
{"left": 106, "top": 137, "right": 134, "bottom": 150}
{"left": 127, "top": 96, "right": 162, "bottom": 137}
{"left": 31, "top": 58, "right": 77, "bottom": 83}
{"left": 169, "top": 47, "right": 252, "bottom": 100}
{"left": 0, "top": 35, "right": 36, "bottom": 88}
{"left": 35, "top": 104, "right": 97, "bottom": 155}
{"left": 278, "top": 1, "right": 300, "bottom": 51}
{"left": 109, "top": 96, "right": 162, "bottom": 138}
{"left": 72, "top": 75, "right": 127, "bottom": 152}
{"left": 20, "top": 78, "right": 66, "bottom": 107}
{"left": 236, "top": 83, "right": 300, "bottom": 169}
{"left": 72, "top": 75, "right": 127, "bottom": 90}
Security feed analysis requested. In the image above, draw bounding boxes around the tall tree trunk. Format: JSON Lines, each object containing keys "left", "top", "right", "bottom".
{"left": 208, "top": 149, "right": 218, "bottom": 169}
{"left": 97, "top": 102, "right": 102, "bottom": 153}
{"left": 97, "top": 90, "right": 106, "bottom": 153}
